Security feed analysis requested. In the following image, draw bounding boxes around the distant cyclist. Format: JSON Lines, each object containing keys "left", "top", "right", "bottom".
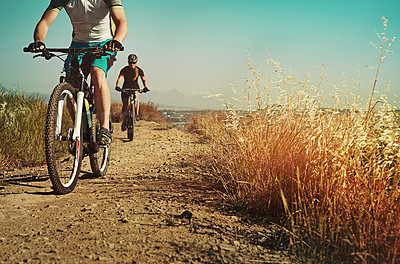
{"left": 115, "top": 54, "right": 149, "bottom": 131}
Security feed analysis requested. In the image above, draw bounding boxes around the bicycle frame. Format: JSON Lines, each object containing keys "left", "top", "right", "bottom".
{"left": 36, "top": 49, "right": 93, "bottom": 148}
{"left": 71, "top": 69, "right": 94, "bottom": 144}
{"left": 129, "top": 92, "right": 138, "bottom": 121}
{"left": 30, "top": 46, "right": 112, "bottom": 146}
{"left": 124, "top": 88, "right": 139, "bottom": 116}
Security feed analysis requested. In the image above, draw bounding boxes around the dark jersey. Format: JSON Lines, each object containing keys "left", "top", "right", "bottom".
{"left": 119, "top": 66, "right": 145, "bottom": 90}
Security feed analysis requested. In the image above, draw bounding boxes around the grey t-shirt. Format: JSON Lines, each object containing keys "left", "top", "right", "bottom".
{"left": 47, "top": 0, "right": 123, "bottom": 43}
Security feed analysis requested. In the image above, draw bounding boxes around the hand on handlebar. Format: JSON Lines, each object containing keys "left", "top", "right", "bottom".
{"left": 104, "top": 40, "right": 123, "bottom": 52}
{"left": 141, "top": 87, "right": 150, "bottom": 93}
{"left": 115, "top": 86, "right": 122, "bottom": 92}
{"left": 25, "top": 42, "right": 46, "bottom": 53}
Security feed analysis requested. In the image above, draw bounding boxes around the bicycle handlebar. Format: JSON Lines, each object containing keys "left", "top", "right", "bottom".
{"left": 121, "top": 88, "right": 140, "bottom": 92}
{"left": 118, "top": 88, "right": 149, "bottom": 94}
{"left": 23, "top": 48, "right": 72, "bottom": 54}
{"left": 23, "top": 45, "right": 124, "bottom": 60}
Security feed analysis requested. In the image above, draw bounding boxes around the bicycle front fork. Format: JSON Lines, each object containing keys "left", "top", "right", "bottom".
{"left": 72, "top": 91, "right": 85, "bottom": 141}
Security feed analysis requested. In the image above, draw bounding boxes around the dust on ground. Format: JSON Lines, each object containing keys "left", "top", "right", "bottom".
{"left": 0, "top": 121, "right": 293, "bottom": 263}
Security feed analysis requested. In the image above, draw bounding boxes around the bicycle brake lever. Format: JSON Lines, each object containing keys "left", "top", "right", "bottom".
{"left": 44, "top": 52, "right": 54, "bottom": 60}
{"left": 32, "top": 51, "right": 54, "bottom": 60}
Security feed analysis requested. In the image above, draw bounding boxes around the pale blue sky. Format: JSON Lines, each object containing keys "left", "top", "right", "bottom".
{"left": 1, "top": 0, "right": 399, "bottom": 109}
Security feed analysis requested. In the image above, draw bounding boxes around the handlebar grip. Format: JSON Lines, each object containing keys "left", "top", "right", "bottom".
{"left": 120, "top": 46, "right": 124, "bottom": 52}
{"left": 23, "top": 47, "right": 30, "bottom": 52}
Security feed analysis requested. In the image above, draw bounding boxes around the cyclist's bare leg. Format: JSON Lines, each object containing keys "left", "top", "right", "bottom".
{"left": 91, "top": 66, "right": 110, "bottom": 130}
{"left": 135, "top": 91, "right": 140, "bottom": 119}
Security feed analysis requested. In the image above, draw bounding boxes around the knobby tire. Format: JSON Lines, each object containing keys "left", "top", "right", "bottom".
{"left": 45, "top": 83, "right": 82, "bottom": 194}
{"left": 127, "top": 102, "right": 135, "bottom": 141}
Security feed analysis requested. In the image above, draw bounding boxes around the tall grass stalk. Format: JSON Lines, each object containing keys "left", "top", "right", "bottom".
{"left": 189, "top": 19, "right": 399, "bottom": 262}
{"left": 365, "top": 16, "right": 397, "bottom": 126}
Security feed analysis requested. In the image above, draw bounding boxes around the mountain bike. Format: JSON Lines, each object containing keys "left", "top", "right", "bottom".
{"left": 23, "top": 45, "right": 123, "bottom": 194}
{"left": 118, "top": 88, "right": 148, "bottom": 141}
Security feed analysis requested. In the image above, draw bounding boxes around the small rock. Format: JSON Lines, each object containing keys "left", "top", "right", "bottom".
{"left": 220, "top": 243, "right": 236, "bottom": 252}
{"left": 119, "top": 217, "right": 128, "bottom": 223}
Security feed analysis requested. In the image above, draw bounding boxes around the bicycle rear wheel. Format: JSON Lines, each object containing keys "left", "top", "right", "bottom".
{"left": 45, "top": 83, "right": 82, "bottom": 194}
{"left": 127, "top": 102, "right": 135, "bottom": 141}
{"left": 89, "top": 113, "right": 111, "bottom": 177}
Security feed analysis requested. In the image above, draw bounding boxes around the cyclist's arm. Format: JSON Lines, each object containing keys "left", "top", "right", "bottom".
{"left": 110, "top": 7, "right": 128, "bottom": 44}
{"left": 140, "top": 75, "right": 148, "bottom": 88}
{"left": 116, "top": 74, "right": 124, "bottom": 88}
{"left": 34, "top": 10, "right": 59, "bottom": 42}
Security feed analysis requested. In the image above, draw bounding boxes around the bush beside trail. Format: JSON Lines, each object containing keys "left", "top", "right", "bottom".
{"left": 111, "top": 101, "right": 165, "bottom": 123}
{"left": 0, "top": 86, "right": 47, "bottom": 169}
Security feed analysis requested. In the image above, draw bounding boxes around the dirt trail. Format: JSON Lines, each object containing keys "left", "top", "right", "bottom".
{"left": 0, "top": 121, "right": 291, "bottom": 263}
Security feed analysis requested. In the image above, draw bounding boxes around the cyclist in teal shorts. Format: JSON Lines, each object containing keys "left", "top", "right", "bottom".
{"left": 26, "top": 0, "right": 128, "bottom": 146}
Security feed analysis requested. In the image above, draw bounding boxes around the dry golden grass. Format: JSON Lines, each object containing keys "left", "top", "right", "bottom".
{"left": 188, "top": 18, "right": 399, "bottom": 263}
{"left": 110, "top": 102, "right": 123, "bottom": 122}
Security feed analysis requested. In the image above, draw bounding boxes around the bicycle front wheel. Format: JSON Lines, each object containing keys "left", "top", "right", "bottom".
{"left": 127, "top": 102, "right": 135, "bottom": 141}
{"left": 89, "top": 113, "right": 111, "bottom": 177}
{"left": 45, "top": 83, "right": 82, "bottom": 194}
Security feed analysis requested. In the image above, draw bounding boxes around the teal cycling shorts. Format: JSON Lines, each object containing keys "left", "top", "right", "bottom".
{"left": 64, "top": 39, "right": 117, "bottom": 78}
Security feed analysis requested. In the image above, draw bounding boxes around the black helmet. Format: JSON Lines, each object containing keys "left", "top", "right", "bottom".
{"left": 128, "top": 54, "right": 138, "bottom": 64}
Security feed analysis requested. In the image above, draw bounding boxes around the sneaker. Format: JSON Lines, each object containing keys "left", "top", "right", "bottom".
{"left": 121, "top": 122, "right": 126, "bottom": 131}
{"left": 97, "top": 128, "right": 112, "bottom": 146}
